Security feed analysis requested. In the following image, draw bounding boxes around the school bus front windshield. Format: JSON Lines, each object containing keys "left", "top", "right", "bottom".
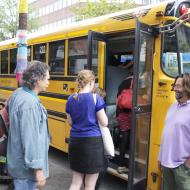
{"left": 162, "top": 22, "right": 190, "bottom": 77}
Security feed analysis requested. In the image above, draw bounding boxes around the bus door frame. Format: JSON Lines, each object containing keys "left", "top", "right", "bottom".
{"left": 128, "top": 20, "right": 155, "bottom": 190}
{"left": 87, "top": 30, "right": 107, "bottom": 87}
{"left": 87, "top": 30, "right": 107, "bottom": 69}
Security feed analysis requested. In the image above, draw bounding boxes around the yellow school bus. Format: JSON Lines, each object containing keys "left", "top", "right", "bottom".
{"left": 0, "top": 0, "right": 190, "bottom": 189}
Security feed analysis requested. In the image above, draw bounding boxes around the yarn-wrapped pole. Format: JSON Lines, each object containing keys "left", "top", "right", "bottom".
{"left": 16, "top": 0, "right": 28, "bottom": 86}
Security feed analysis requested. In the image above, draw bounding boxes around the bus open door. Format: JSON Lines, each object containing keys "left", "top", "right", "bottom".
{"left": 128, "top": 21, "right": 155, "bottom": 190}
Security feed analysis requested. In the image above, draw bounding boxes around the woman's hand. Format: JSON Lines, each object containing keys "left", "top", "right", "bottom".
{"left": 35, "top": 169, "right": 46, "bottom": 189}
{"left": 158, "top": 161, "right": 162, "bottom": 171}
{"left": 185, "top": 157, "right": 190, "bottom": 168}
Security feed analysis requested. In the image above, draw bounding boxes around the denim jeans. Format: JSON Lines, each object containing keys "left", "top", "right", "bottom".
{"left": 13, "top": 179, "right": 38, "bottom": 190}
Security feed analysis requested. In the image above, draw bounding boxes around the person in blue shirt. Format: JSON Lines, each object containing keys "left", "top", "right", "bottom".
{"left": 66, "top": 70, "right": 108, "bottom": 190}
{"left": 7, "top": 61, "right": 50, "bottom": 190}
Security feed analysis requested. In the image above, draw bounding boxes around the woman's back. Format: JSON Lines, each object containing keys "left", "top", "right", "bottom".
{"left": 66, "top": 93, "right": 105, "bottom": 137}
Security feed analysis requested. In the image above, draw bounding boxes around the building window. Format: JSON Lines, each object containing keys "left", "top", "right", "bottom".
{"left": 49, "top": 4, "right": 53, "bottom": 13}
{"left": 62, "top": 0, "right": 67, "bottom": 8}
{"left": 62, "top": 19, "right": 66, "bottom": 25}
{"left": 33, "top": 43, "right": 46, "bottom": 63}
{"left": 54, "top": 1, "right": 58, "bottom": 11}
{"left": 49, "top": 40, "right": 65, "bottom": 75}
{"left": 71, "top": 16, "right": 76, "bottom": 22}
{"left": 10, "top": 49, "right": 17, "bottom": 74}
{"left": 58, "top": 0, "right": 62, "bottom": 9}
{"left": 39, "top": 7, "right": 42, "bottom": 16}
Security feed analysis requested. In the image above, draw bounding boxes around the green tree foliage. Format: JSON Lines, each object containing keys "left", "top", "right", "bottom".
{"left": 71, "top": 0, "right": 136, "bottom": 21}
{"left": 0, "top": 0, "right": 39, "bottom": 41}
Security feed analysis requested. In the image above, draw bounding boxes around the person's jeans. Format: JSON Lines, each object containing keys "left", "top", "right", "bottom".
{"left": 163, "top": 164, "right": 190, "bottom": 190}
{"left": 13, "top": 179, "right": 38, "bottom": 190}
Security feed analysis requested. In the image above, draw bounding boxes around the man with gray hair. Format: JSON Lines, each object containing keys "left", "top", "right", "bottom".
{"left": 7, "top": 61, "right": 50, "bottom": 190}
{"left": 158, "top": 73, "right": 190, "bottom": 190}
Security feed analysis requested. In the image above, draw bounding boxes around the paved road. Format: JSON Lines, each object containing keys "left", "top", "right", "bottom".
{"left": 1, "top": 147, "right": 127, "bottom": 190}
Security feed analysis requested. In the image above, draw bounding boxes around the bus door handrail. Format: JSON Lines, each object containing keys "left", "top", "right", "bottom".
{"left": 159, "top": 11, "right": 190, "bottom": 33}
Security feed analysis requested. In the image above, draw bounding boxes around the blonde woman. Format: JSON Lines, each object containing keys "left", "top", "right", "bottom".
{"left": 66, "top": 70, "right": 108, "bottom": 190}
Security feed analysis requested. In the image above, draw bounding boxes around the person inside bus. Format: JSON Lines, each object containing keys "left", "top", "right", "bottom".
{"left": 116, "top": 59, "right": 134, "bottom": 174}
{"left": 66, "top": 70, "right": 108, "bottom": 190}
{"left": 158, "top": 73, "right": 190, "bottom": 190}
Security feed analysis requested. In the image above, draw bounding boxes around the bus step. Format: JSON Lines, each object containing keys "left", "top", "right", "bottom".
{"left": 114, "top": 150, "right": 146, "bottom": 165}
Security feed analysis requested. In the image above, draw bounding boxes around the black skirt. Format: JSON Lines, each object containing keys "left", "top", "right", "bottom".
{"left": 69, "top": 136, "right": 104, "bottom": 174}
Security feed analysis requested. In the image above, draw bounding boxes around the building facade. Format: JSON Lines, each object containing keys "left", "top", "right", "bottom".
{"left": 29, "top": 0, "right": 164, "bottom": 32}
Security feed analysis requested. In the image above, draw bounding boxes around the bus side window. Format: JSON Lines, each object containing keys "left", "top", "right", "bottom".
{"left": 68, "top": 37, "right": 88, "bottom": 75}
{"left": 10, "top": 48, "right": 17, "bottom": 74}
{"left": 68, "top": 37, "right": 98, "bottom": 75}
{"left": 49, "top": 40, "right": 65, "bottom": 75}
{"left": 33, "top": 43, "right": 46, "bottom": 63}
{"left": 1, "top": 50, "right": 8, "bottom": 74}
{"left": 27, "top": 46, "right": 31, "bottom": 62}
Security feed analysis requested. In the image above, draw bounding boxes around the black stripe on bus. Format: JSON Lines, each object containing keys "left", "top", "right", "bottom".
{"left": 39, "top": 92, "right": 69, "bottom": 99}
{"left": 0, "top": 74, "right": 16, "bottom": 78}
{"left": 0, "top": 75, "right": 98, "bottom": 82}
{"left": 47, "top": 109, "right": 67, "bottom": 119}
{"left": 0, "top": 86, "right": 16, "bottom": 91}
{"left": 0, "top": 86, "right": 69, "bottom": 100}
{"left": 0, "top": 74, "right": 77, "bottom": 82}
{"left": 50, "top": 76, "right": 98, "bottom": 82}
{"left": 48, "top": 116, "right": 66, "bottom": 123}
{"left": 50, "top": 76, "right": 77, "bottom": 81}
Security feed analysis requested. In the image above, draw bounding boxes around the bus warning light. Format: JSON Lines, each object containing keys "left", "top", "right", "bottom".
{"left": 179, "top": 5, "right": 188, "bottom": 16}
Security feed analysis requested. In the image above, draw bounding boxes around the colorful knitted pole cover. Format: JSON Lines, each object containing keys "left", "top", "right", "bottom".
{"left": 16, "top": 0, "right": 28, "bottom": 85}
